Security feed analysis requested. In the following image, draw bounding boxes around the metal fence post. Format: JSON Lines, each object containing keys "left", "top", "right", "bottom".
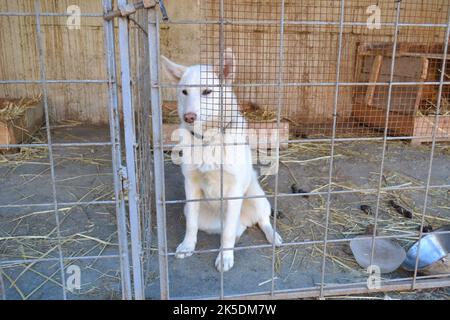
{"left": 318, "top": 0, "right": 346, "bottom": 299}
{"left": 34, "top": 0, "right": 67, "bottom": 300}
{"left": 411, "top": 6, "right": 450, "bottom": 289}
{"left": 117, "top": 0, "right": 145, "bottom": 300}
{"left": 147, "top": 6, "right": 170, "bottom": 300}
{"left": 102, "top": 0, "right": 133, "bottom": 300}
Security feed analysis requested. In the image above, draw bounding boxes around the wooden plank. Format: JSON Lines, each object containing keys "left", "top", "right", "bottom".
{"left": 413, "top": 57, "right": 429, "bottom": 114}
{"left": 412, "top": 115, "right": 450, "bottom": 144}
{"left": 357, "top": 56, "right": 425, "bottom": 115}
{"left": 0, "top": 99, "right": 44, "bottom": 153}
{"left": 401, "top": 53, "right": 450, "bottom": 60}
{"left": 364, "top": 55, "right": 383, "bottom": 106}
{"left": 0, "top": 121, "right": 18, "bottom": 153}
{"left": 352, "top": 103, "right": 415, "bottom": 136}
{"left": 357, "top": 42, "right": 449, "bottom": 58}
{"left": 353, "top": 42, "right": 450, "bottom": 143}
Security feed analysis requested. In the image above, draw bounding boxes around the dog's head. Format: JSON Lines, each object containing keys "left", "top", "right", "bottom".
{"left": 161, "top": 48, "right": 241, "bottom": 131}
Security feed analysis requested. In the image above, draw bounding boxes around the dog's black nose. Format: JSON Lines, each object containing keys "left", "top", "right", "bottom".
{"left": 183, "top": 112, "right": 197, "bottom": 124}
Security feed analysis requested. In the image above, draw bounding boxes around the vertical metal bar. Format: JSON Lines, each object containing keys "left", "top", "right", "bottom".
{"left": 270, "top": 0, "right": 285, "bottom": 297}
{"left": 368, "top": 0, "right": 402, "bottom": 271}
{"left": 0, "top": 269, "right": 5, "bottom": 300}
{"left": 102, "top": 0, "right": 133, "bottom": 300}
{"left": 411, "top": 7, "right": 450, "bottom": 289}
{"left": 138, "top": 14, "right": 154, "bottom": 288}
{"left": 117, "top": 0, "right": 145, "bottom": 300}
{"left": 148, "top": 6, "right": 170, "bottom": 300}
{"left": 219, "top": 0, "right": 225, "bottom": 300}
{"left": 34, "top": 0, "right": 67, "bottom": 300}
{"left": 134, "top": 10, "right": 152, "bottom": 288}
{"left": 318, "top": 0, "right": 345, "bottom": 299}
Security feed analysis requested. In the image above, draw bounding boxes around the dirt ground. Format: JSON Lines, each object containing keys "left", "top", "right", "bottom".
{"left": 1, "top": 124, "right": 450, "bottom": 300}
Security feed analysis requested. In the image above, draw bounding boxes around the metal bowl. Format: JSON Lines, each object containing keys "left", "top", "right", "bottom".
{"left": 402, "top": 225, "right": 450, "bottom": 271}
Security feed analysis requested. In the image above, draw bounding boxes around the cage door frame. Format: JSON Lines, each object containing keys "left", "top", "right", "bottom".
{"left": 147, "top": 5, "right": 170, "bottom": 300}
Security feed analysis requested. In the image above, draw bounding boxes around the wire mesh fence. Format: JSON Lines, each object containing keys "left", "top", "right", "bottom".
{"left": 0, "top": 0, "right": 450, "bottom": 300}
{"left": 151, "top": 0, "right": 450, "bottom": 299}
{"left": 0, "top": 0, "right": 132, "bottom": 300}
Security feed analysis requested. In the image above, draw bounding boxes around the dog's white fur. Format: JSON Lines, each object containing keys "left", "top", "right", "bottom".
{"left": 161, "top": 49, "right": 282, "bottom": 272}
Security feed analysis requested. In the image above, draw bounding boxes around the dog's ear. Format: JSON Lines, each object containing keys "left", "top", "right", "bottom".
{"left": 160, "top": 55, "right": 187, "bottom": 82}
{"left": 217, "top": 48, "right": 235, "bottom": 84}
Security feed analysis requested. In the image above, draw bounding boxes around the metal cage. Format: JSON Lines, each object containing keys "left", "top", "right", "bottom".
{"left": 0, "top": 0, "right": 450, "bottom": 300}
{"left": 145, "top": 0, "right": 450, "bottom": 300}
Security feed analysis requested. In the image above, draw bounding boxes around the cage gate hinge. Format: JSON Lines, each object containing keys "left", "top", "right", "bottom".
{"left": 119, "top": 166, "right": 129, "bottom": 197}
{"left": 104, "top": 0, "right": 168, "bottom": 21}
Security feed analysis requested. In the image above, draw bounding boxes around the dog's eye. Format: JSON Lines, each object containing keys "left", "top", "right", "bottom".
{"left": 202, "top": 89, "right": 213, "bottom": 96}
{"left": 182, "top": 89, "right": 188, "bottom": 96}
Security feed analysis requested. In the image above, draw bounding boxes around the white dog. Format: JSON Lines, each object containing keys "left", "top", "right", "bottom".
{"left": 161, "top": 48, "right": 282, "bottom": 272}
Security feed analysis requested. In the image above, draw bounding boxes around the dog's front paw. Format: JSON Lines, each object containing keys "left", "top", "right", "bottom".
{"left": 175, "top": 241, "right": 196, "bottom": 259}
{"left": 273, "top": 231, "right": 283, "bottom": 247}
{"left": 215, "top": 251, "right": 234, "bottom": 272}
{"left": 267, "top": 231, "right": 283, "bottom": 247}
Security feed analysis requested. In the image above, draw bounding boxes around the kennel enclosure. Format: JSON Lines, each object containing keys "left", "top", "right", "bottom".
{"left": 0, "top": 0, "right": 450, "bottom": 300}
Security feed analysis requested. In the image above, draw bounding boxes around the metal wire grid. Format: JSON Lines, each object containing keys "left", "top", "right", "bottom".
{"left": 0, "top": 0, "right": 133, "bottom": 299}
{"left": 0, "top": 0, "right": 450, "bottom": 300}
{"left": 197, "top": 1, "right": 450, "bottom": 140}
{"left": 151, "top": 0, "right": 450, "bottom": 299}
{"left": 131, "top": 9, "right": 155, "bottom": 295}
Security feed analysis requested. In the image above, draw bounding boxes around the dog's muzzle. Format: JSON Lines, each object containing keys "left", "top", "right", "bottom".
{"left": 183, "top": 112, "right": 197, "bottom": 124}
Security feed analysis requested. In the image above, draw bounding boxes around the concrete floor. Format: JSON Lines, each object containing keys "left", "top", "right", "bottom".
{"left": 0, "top": 125, "right": 121, "bottom": 300}
{"left": 1, "top": 124, "right": 450, "bottom": 299}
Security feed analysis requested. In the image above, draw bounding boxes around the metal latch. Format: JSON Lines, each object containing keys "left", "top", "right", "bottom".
{"left": 104, "top": 0, "right": 168, "bottom": 21}
{"left": 119, "top": 165, "right": 129, "bottom": 195}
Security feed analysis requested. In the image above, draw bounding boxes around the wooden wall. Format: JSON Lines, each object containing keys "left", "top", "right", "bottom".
{"left": 0, "top": 0, "right": 110, "bottom": 123}
{"left": 0, "top": 0, "right": 448, "bottom": 124}
{"left": 202, "top": 0, "right": 449, "bottom": 124}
